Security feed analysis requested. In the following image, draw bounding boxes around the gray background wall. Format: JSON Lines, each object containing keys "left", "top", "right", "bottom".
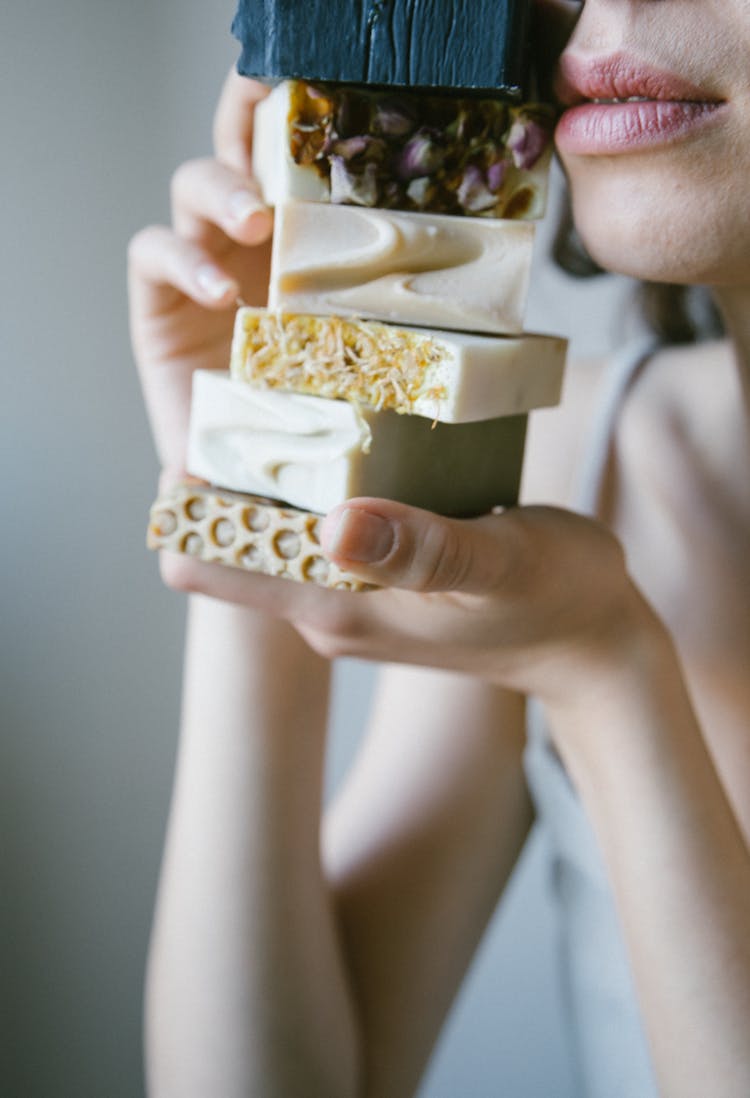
{"left": 1, "top": 4, "right": 634, "bottom": 1095}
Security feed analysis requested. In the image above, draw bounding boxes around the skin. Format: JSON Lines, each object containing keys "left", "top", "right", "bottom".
{"left": 558, "top": 0, "right": 750, "bottom": 287}
{"left": 128, "top": 3, "right": 750, "bottom": 1095}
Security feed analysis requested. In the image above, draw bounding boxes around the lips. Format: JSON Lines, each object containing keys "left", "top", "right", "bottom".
{"left": 554, "top": 52, "right": 726, "bottom": 155}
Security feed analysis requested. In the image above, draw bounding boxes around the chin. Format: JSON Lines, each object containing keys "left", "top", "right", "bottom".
{"left": 565, "top": 159, "right": 750, "bottom": 288}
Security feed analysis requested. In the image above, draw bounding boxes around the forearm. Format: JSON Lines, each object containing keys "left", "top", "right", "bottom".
{"left": 145, "top": 594, "right": 358, "bottom": 1098}
{"left": 548, "top": 612, "right": 750, "bottom": 1098}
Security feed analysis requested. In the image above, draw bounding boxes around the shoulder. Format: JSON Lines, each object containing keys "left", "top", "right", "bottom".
{"left": 521, "top": 338, "right": 738, "bottom": 511}
{"left": 614, "top": 338, "right": 739, "bottom": 492}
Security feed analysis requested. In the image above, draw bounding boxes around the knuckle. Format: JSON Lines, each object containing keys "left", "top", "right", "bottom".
{"left": 317, "top": 602, "right": 362, "bottom": 642}
{"left": 126, "top": 224, "right": 163, "bottom": 270}
{"left": 430, "top": 524, "right": 473, "bottom": 591}
{"left": 301, "top": 628, "right": 351, "bottom": 662}
{"left": 297, "top": 601, "right": 365, "bottom": 659}
{"left": 158, "top": 551, "right": 205, "bottom": 595}
{"left": 169, "top": 156, "right": 210, "bottom": 203}
{"left": 400, "top": 521, "right": 472, "bottom": 592}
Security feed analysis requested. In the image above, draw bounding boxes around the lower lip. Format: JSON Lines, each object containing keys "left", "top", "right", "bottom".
{"left": 555, "top": 100, "right": 725, "bottom": 155}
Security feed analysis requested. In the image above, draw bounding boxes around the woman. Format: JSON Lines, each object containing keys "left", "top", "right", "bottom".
{"left": 128, "top": 2, "right": 750, "bottom": 1095}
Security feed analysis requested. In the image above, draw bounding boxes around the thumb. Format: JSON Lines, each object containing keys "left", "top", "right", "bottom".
{"left": 319, "top": 499, "right": 510, "bottom": 594}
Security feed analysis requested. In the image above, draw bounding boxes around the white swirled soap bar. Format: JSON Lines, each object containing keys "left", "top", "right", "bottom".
{"left": 269, "top": 204, "right": 534, "bottom": 335}
{"left": 187, "top": 371, "right": 528, "bottom": 515}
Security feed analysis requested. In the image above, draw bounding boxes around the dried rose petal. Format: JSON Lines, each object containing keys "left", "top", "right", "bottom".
{"left": 406, "top": 177, "right": 431, "bottom": 207}
{"left": 507, "top": 117, "right": 550, "bottom": 170}
{"left": 330, "top": 157, "right": 379, "bottom": 206}
{"left": 396, "top": 129, "right": 447, "bottom": 181}
{"left": 331, "top": 135, "right": 371, "bottom": 160}
{"left": 457, "top": 164, "right": 498, "bottom": 213}
{"left": 447, "top": 108, "right": 471, "bottom": 143}
{"left": 331, "top": 135, "right": 388, "bottom": 164}
{"left": 372, "top": 101, "right": 415, "bottom": 137}
{"left": 486, "top": 159, "right": 508, "bottom": 193}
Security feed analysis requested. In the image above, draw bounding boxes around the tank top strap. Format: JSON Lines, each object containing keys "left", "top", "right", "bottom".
{"left": 574, "top": 335, "right": 661, "bottom": 518}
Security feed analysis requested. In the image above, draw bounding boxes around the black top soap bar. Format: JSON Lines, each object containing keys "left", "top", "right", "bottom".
{"left": 232, "top": 0, "right": 532, "bottom": 95}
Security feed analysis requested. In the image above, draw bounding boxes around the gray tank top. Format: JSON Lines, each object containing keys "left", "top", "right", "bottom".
{"left": 524, "top": 337, "right": 661, "bottom": 1098}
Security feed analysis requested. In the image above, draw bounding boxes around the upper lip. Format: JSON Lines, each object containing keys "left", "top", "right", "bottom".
{"left": 555, "top": 52, "right": 724, "bottom": 107}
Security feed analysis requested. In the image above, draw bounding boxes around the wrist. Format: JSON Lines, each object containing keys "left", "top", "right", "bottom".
{"left": 182, "top": 593, "right": 332, "bottom": 750}
{"left": 544, "top": 601, "right": 702, "bottom": 805}
{"left": 540, "top": 585, "right": 683, "bottom": 765}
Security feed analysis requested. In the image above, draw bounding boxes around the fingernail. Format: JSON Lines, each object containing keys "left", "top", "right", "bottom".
{"left": 196, "top": 264, "right": 236, "bottom": 300}
{"left": 323, "top": 508, "right": 395, "bottom": 563}
{"left": 227, "top": 190, "right": 267, "bottom": 223}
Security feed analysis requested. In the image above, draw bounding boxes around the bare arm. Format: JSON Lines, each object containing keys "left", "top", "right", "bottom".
{"left": 547, "top": 611, "right": 750, "bottom": 1098}
{"left": 325, "top": 665, "right": 532, "bottom": 1098}
{"left": 145, "top": 596, "right": 358, "bottom": 1098}
{"left": 525, "top": 352, "right": 750, "bottom": 1097}
{"left": 145, "top": 595, "right": 531, "bottom": 1098}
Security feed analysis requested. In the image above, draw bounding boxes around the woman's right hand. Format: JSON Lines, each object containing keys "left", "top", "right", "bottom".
{"left": 127, "top": 71, "right": 273, "bottom": 481}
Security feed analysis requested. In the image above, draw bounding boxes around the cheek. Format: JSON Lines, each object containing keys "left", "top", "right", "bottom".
{"left": 563, "top": 155, "right": 750, "bottom": 286}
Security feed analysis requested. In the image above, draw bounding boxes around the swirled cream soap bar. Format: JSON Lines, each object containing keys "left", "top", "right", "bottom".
{"left": 253, "top": 81, "right": 554, "bottom": 221}
{"left": 269, "top": 204, "right": 534, "bottom": 335}
{"left": 187, "top": 371, "right": 528, "bottom": 515}
{"left": 230, "top": 308, "right": 566, "bottom": 424}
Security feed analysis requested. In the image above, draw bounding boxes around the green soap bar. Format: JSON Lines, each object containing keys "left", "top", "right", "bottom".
{"left": 188, "top": 371, "right": 528, "bottom": 517}
{"left": 352, "top": 407, "right": 528, "bottom": 516}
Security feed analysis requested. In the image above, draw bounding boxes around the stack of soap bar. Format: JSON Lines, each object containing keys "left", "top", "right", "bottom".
{"left": 149, "top": 0, "right": 567, "bottom": 590}
{"left": 232, "top": 0, "right": 533, "bottom": 95}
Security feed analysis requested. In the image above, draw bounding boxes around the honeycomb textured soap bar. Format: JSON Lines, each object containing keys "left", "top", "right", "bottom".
{"left": 232, "top": 0, "right": 532, "bottom": 94}
{"left": 147, "top": 482, "right": 374, "bottom": 591}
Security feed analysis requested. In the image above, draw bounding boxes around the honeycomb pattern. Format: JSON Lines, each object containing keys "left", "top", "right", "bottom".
{"left": 147, "top": 481, "right": 375, "bottom": 592}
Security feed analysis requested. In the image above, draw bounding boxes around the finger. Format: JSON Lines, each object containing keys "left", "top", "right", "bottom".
{"left": 319, "top": 499, "right": 513, "bottom": 595}
{"left": 171, "top": 157, "right": 272, "bottom": 246}
{"left": 213, "top": 68, "right": 270, "bottom": 173}
{"left": 128, "top": 224, "right": 239, "bottom": 322}
{"left": 158, "top": 546, "right": 361, "bottom": 625}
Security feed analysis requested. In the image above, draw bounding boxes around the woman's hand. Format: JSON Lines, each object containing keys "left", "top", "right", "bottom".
{"left": 308, "top": 499, "right": 665, "bottom": 706}
{"left": 128, "top": 71, "right": 273, "bottom": 478}
{"left": 156, "top": 485, "right": 661, "bottom": 712}
{"left": 128, "top": 66, "right": 663, "bottom": 712}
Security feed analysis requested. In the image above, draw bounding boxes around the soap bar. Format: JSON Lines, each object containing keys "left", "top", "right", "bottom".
{"left": 187, "top": 372, "right": 527, "bottom": 515}
{"left": 147, "top": 480, "right": 374, "bottom": 591}
{"left": 230, "top": 308, "right": 567, "bottom": 423}
{"left": 232, "top": 0, "right": 532, "bottom": 95}
{"left": 253, "top": 81, "right": 554, "bottom": 221}
{"left": 269, "top": 204, "right": 534, "bottom": 335}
